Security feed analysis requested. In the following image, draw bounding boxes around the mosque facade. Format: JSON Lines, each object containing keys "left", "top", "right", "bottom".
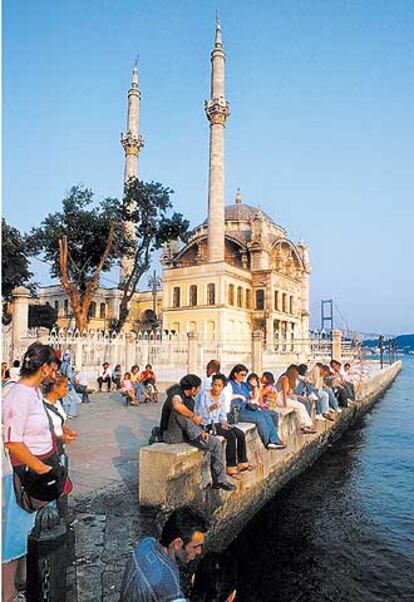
{"left": 38, "top": 21, "right": 310, "bottom": 344}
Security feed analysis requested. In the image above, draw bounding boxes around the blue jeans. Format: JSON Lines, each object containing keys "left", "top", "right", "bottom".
{"left": 325, "top": 386, "right": 339, "bottom": 410}
{"left": 235, "top": 402, "right": 283, "bottom": 447}
{"left": 133, "top": 382, "right": 145, "bottom": 402}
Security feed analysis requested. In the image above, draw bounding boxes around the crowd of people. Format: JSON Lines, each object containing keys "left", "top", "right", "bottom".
{"left": 1, "top": 342, "right": 359, "bottom": 602}
{"left": 97, "top": 362, "right": 158, "bottom": 405}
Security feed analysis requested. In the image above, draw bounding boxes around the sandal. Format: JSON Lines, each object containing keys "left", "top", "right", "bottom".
{"left": 238, "top": 463, "right": 256, "bottom": 472}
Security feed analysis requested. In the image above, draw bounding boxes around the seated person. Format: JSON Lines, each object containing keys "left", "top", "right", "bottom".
{"left": 259, "top": 372, "right": 278, "bottom": 409}
{"left": 97, "top": 362, "right": 111, "bottom": 392}
{"left": 196, "top": 374, "right": 254, "bottom": 479}
{"left": 275, "top": 365, "right": 317, "bottom": 434}
{"left": 200, "top": 359, "right": 221, "bottom": 393}
{"left": 119, "top": 506, "right": 207, "bottom": 602}
{"left": 296, "top": 364, "right": 334, "bottom": 422}
{"left": 121, "top": 372, "right": 138, "bottom": 406}
{"left": 111, "top": 364, "right": 122, "bottom": 390}
{"left": 319, "top": 363, "right": 342, "bottom": 413}
{"left": 330, "top": 360, "right": 352, "bottom": 407}
{"left": 160, "top": 374, "right": 235, "bottom": 491}
{"left": 130, "top": 365, "right": 145, "bottom": 402}
{"left": 248, "top": 373, "right": 285, "bottom": 443}
{"left": 139, "top": 363, "right": 158, "bottom": 401}
{"left": 342, "top": 362, "right": 356, "bottom": 400}
{"left": 73, "top": 369, "right": 90, "bottom": 404}
{"left": 228, "top": 365, "right": 286, "bottom": 450}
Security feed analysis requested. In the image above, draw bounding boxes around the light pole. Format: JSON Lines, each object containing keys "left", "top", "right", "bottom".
{"left": 147, "top": 270, "right": 162, "bottom": 331}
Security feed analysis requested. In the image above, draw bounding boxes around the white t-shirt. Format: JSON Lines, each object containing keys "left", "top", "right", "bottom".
{"left": 3, "top": 383, "right": 53, "bottom": 455}
{"left": 45, "top": 400, "right": 67, "bottom": 438}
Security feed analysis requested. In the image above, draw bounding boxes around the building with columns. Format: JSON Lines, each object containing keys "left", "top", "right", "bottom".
{"left": 37, "top": 20, "right": 310, "bottom": 343}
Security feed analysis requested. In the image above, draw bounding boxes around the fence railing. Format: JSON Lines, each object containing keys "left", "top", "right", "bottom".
{"left": 2, "top": 325, "right": 360, "bottom": 385}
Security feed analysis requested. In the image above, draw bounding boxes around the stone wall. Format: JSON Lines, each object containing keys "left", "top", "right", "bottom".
{"left": 138, "top": 361, "right": 401, "bottom": 548}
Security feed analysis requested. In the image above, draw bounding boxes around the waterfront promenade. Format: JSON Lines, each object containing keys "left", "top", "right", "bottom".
{"left": 66, "top": 393, "right": 163, "bottom": 602}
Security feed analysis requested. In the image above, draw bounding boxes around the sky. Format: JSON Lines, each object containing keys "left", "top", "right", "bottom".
{"left": 3, "top": 0, "right": 414, "bottom": 335}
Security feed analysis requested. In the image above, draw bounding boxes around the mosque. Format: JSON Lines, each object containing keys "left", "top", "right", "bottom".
{"left": 38, "top": 21, "right": 311, "bottom": 344}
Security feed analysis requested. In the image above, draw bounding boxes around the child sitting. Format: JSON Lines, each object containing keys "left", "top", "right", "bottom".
{"left": 121, "top": 372, "right": 138, "bottom": 406}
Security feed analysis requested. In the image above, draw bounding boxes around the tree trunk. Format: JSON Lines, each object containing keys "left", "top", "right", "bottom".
{"left": 58, "top": 228, "right": 115, "bottom": 331}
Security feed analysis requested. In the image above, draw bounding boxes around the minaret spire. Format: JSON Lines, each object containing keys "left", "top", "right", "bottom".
{"left": 120, "top": 60, "right": 145, "bottom": 284}
{"left": 205, "top": 18, "right": 230, "bottom": 263}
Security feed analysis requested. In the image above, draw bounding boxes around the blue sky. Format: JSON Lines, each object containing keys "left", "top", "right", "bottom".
{"left": 3, "top": 0, "right": 414, "bottom": 335}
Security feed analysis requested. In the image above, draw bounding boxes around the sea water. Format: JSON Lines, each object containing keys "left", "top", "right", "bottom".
{"left": 228, "top": 358, "right": 414, "bottom": 601}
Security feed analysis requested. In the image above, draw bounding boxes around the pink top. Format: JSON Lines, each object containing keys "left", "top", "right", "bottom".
{"left": 121, "top": 379, "right": 133, "bottom": 392}
{"left": 3, "top": 383, "right": 53, "bottom": 456}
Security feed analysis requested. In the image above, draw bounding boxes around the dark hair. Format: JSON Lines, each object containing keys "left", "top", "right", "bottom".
{"left": 180, "top": 374, "right": 202, "bottom": 391}
{"left": 316, "top": 362, "right": 324, "bottom": 368}
{"left": 145, "top": 364, "right": 152, "bottom": 370}
{"left": 114, "top": 364, "right": 121, "bottom": 371}
{"left": 330, "top": 360, "right": 341, "bottom": 367}
{"left": 42, "top": 373, "right": 69, "bottom": 396}
{"left": 13, "top": 359, "right": 20, "bottom": 368}
{"left": 212, "top": 373, "right": 228, "bottom": 387}
{"left": 207, "top": 359, "right": 221, "bottom": 373}
{"left": 191, "top": 552, "right": 237, "bottom": 602}
{"left": 344, "top": 363, "right": 350, "bottom": 369}
{"left": 20, "top": 343, "right": 57, "bottom": 376}
{"left": 159, "top": 506, "right": 208, "bottom": 547}
{"left": 131, "top": 365, "right": 139, "bottom": 371}
{"left": 247, "top": 372, "right": 259, "bottom": 385}
{"left": 228, "top": 364, "right": 248, "bottom": 381}
{"left": 261, "top": 371, "right": 275, "bottom": 385}
{"left": 297, "top": 364, "right": 308, "bottom": 376}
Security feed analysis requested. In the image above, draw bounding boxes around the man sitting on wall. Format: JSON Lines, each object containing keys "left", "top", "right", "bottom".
{"left": 160, "top": 374, "right": 236, "bottom": 492}
{"left": 330, "top": 360, "right": 352, "bottom": 406}
{"left": 119, "top": 506, "right": 207, "bottom": 601}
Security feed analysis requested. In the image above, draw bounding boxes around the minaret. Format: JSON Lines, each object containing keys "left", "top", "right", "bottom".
{"left": 205, "top": 18, "right": 230, "bottom": 263}
{"left": 120, "top": 61, "right": 144, "bottom": 283}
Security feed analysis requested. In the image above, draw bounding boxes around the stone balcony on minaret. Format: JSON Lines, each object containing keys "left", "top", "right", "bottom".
{"left": 205, "top": 97, "right": 230, "bottom": 126}
{"left": 120, "top": 130, "right": 144, "bottom": 157}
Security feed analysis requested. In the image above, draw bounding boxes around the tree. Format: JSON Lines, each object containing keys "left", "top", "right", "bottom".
{"left": 113, "top": 178, "right": 189, "bottom": 332}
{"left": 27, "top": 186, "right": 125, "bottom": 331}
{"left": 1, "top": 219, "right": 35, "bottom": 301}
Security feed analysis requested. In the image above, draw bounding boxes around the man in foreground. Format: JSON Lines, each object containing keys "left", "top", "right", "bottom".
{"left": 119, "top": 506, "right": 207, "bottom": 601}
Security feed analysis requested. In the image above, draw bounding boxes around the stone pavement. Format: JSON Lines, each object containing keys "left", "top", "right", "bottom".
{"left": 65, "top": 392, "right": 163, "bottom": 602}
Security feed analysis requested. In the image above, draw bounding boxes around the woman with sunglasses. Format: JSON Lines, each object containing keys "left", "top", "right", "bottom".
{"left": 228, "top": 364, "right": 286, "bottom": 450}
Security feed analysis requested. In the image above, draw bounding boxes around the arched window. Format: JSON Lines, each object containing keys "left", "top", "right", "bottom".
{"left": 237, "top": 286, "right": 243, "bottom": 308}
{"left": 228, "top": 284, "right": 235, "bottom": 306}
{"left": 171, "top": 322, "right": 180, "bottom": 334}
{"left": 274, "top": 290, "right": 279, "bottom": 311}
{"left": 100, "top": 302, "right": 106, "bottom": 319}
{"left": 207, "top": 283, "right": 216, "bottom": 305}
{"left": 245, "top": 289, "right": 252, "bottom": 309}
{"left": 64, "top": 299, "right": 69, "bottom": 317}
{"left": 54, "top": 300, "right": 59, "bottom": 316}
{"left": 289, "top": 296, "right": 294, "bottom": 314}
{"left": 282, "top": 293, "right": 287, "bottom": 313}
{"left": 88, "top": 301, "right": 97, "bottom": 318}
{"left": 173, "top": 287, "right": 181, "bottom": 308}
{"left": 189, "top": 285, "right": 198, "bottom": 307}
{"left": 255, "top": 289, "right": 265, "bottom": 310}
{"left": 189, "top": 321, "right": 197, "bottom": 333}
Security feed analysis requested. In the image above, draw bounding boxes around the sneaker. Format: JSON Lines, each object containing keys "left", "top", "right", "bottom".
{"left": 315, "top": 414, "right": 326, "bottom": 421}
{"left": 213, "top": 482, "right": 236, "bottom": 492}
{"left": 267, "top": 442, "right": 287, "bottom": 450}
{"left": 309, "top": 393, "right": 319, "bottom": 402}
